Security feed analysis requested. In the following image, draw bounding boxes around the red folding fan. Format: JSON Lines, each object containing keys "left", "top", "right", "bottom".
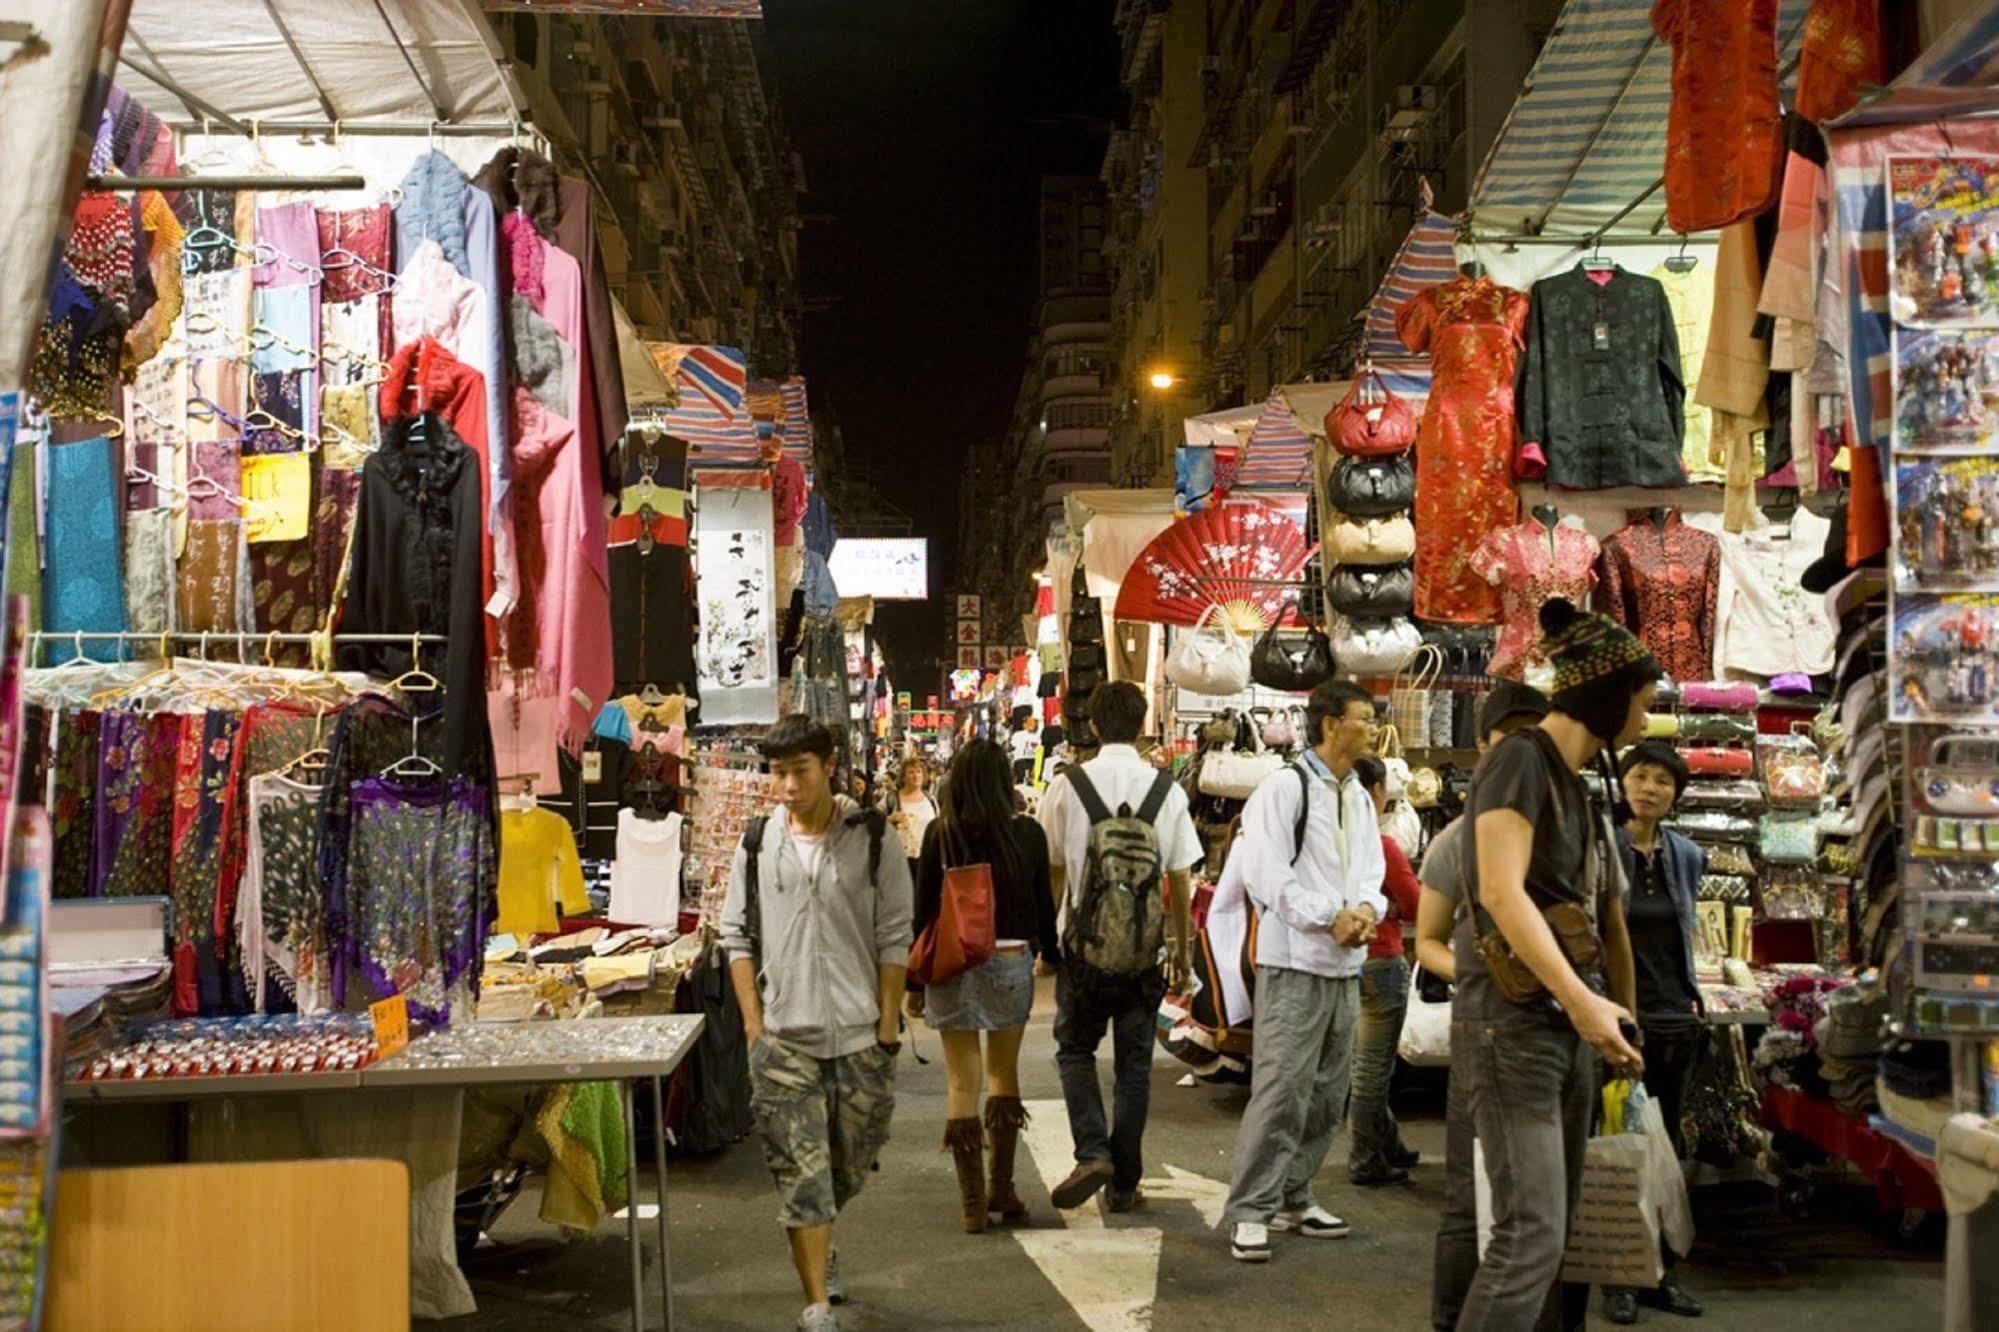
{"left": 1114, "top": 502, "right": 1316, "bottom": 635}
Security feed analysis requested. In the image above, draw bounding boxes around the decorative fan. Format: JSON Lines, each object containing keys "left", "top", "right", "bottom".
{"left": 1115, "top": 502, "right": 1316, "bottom": 634}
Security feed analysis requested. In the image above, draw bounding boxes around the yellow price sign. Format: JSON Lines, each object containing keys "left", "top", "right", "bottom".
{"left": 239, "top": 451, "right": 312, "bottom": 543}
{"left": 369, "top": 994, "right": 410, "bottom": 1058}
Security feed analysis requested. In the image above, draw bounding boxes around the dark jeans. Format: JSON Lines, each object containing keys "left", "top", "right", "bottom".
{"left": 1455, "top": 1011, "right": 1597, "bottom": 1331}
{"left": 1349, "top": 954, "right": 1410, "bottom": 1172}
{"left": 1053, "top": 961, "right": 1158, "bottom": 1190}
{"left": 1432, "top": 1051, "right": 1478, "bottom": 1332}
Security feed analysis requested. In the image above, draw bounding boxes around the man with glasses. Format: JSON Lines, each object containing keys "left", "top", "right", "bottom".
{"left": 1224, "top": 679, "right": 1388, "bottom": 1262}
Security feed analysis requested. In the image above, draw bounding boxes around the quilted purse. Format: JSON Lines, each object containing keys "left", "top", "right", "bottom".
{"left": 1327, "top": 563, "right": 1415, "bottom": 618}
{"left": 1328, "top": 514, "right": 1416, "bottom": 565}
{"left": 1326, "top": 368, "right": 1418, "bottom": 457}
{"left": 1329, "top": 455, "right": 1415, "bottom": 516}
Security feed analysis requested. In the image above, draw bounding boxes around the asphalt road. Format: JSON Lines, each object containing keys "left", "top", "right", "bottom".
{"left": 454, "top": 975, "right": 1945, "bottom": 1330}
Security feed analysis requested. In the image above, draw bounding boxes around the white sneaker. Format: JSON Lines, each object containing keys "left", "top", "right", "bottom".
{"left": 798, "top": 1301, "right": 840, "bottom": 1330}
{"left": 1270, "top": 1204, "right": 1351, "bottom": 1238}
{"left": 1229, "top": 1221, "right": 1272, "bottom": 1262}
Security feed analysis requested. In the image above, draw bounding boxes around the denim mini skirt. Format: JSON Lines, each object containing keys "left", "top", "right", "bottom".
{"left": 925, "top": 948, "right": 1035, "bottom": 1031}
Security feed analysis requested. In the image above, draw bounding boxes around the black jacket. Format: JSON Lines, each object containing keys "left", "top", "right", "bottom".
{"left": 337, "top": 411, "right": 492, "bottom": 779}
{"left": 1516, "top": 266, "right": 1687, "bottom": 490}
{"left": 915, "top": 816, "right": 1061, "bottom": 961}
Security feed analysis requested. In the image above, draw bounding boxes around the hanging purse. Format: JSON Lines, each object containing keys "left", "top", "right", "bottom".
{"left": 1198, "top": 722, "right": 1284, "bottom": 799}
{"left": 1389, "top": 643, "right": 1444, "bottom": 740}
{"left": 1335, "top": 616, "right": 1424, "bottom": 677}
{"left": 1327, "top": 563, "right": 1415, "bottom": 618}
{"left": 1166, "top": 604, "right": 1253, "bottom": 697}
{"left": 1325, "top": 367, "right": 1418, "bottom": 457}
{"left": 1329, "top": 455, "right": 1416, "bottom": 516}
{"left": 1328, "top": 514, "right": 1416, "bottom": 565}
{"left": 1249, "top": 601, "right": 1336, "bottom": 693}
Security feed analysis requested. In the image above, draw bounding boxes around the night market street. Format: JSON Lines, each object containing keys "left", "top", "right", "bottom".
{"left": 460, "top": 975, "right": 1944, "bottom": 1332}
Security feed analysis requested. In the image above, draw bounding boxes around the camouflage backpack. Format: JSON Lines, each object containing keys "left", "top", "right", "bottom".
{"left": 1063, "top": 767, "right": 1175, "bottom": 977}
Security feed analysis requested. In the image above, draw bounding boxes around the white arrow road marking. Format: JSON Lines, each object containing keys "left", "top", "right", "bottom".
{"left": 1016, "top": 1099, "right": 1231, "bottom": 1330}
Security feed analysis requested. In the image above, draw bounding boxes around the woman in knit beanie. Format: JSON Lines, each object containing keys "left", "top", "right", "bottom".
{"left": 1448, "top": 596, "right": 1657, "bottom": 1329}
{"left": 1539, "top": 596, "right": 1661, "bottom": 748}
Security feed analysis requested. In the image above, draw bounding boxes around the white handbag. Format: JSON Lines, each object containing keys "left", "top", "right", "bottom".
{"left": 1382, "top": 798, "right": 1423, "bottom": 860}
{"left": 1167, "top": 605, "right": 1253, "bottom": 697}
{"left": 1198, "top": 748, "right": 1286, "bottom": 800}
{"left": 1336, "top": 617, "right": 1424, "bottom": 677}
{"left": 1397, "top": 963, "right": 1452, "bottom": 1067}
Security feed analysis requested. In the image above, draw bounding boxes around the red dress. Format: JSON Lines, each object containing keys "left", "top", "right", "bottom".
{"left": 1396, "top": 275, "right": 1529, "bottom": 624}
{"left": 1652, "top": 0, "right": 1784, "bottom": 233}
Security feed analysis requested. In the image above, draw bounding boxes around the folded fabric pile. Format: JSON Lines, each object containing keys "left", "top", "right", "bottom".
{"left": 1814, "top": 981, "right": 1886, "bottom": 1116}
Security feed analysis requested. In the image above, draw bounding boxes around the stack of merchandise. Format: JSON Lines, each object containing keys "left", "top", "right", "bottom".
{"left": 1814, "top": 981, "right": 1887, "bottom": 1116}
{"left": 70, "top": 1013, "right": 383, "bottom": 1082}
{"left": 1755, "top": 973, "right": 1854, "bottom": 1094}
{"left": 477, "top": 928, "right": 703, "bottom": 1021}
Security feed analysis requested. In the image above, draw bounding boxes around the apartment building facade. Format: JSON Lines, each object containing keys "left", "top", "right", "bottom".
{"left": 498, "top": 10, "right": 802, "bottom": 375}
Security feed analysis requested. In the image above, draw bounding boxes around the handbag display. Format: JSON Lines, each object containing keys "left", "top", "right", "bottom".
{"left": 1679, "top": 746, "right": 1755, "bottom": 777}
{"left": 1429, "top": 688, "right": 1456, "bottom": 748}
{"left": 1406, "top": 765, "right": 1443, "bottom": 809}
{"left": 907, "top": 833, "right": 997, "bottom": 986}
{"left": 1250, "top": 605, "right": 1336, "bottom": 693}
{"left": 1167, "top": 605, "right": 1253, "bottom": 697}
{"left": 1335, "top": 616, "right": 1423, "bottom": 677}
{"left": 1329, "top": 455, "right": 1415, "bottom": 516}
{"left": 1327, "top": 563, "right": 1415, "bottom": 618}
{"left": 1325, "top": 368, "right": 1418, "bottom": 457}
{"left": 1328, "top": 513, "right": 1416, "bottom": 565}
{"left": 1198, "top": 747, "right": 1285, "bottom": 800}
{"left": 1260, "top": 707, "right": 1299, "bottom": 749}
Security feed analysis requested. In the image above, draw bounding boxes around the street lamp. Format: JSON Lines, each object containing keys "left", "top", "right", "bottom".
{"left": 1148, "top": 369, "right": 1177, "bottom": 390}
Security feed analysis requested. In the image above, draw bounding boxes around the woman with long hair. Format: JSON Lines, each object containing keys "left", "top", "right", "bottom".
{"left": 914, "top": 738, "right": 1060, "bottom": 1233}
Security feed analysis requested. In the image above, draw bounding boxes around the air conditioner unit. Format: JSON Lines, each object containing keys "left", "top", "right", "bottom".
{"left": 1310, "top": 202, "right": 1341, "bottom": 235}
{"left": 612, "top": 143, "right": 639, "bottom": 175}
{"left": 659, "top": 223, "right": 684, "bottom": 256}
{"left": 643, "top": 98, "right": 684, "bottom": 129}
{"left": 1200, "top": 58, "right": 1222, "bottom": 87}
{"left": 1252, "top": 188, "right": 1280, "bottom": 217}
{"left": 1379, "top": 84, "right": 1438, "bottom": 139}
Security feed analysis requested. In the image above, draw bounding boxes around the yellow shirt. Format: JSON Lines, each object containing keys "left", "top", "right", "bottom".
{"left": 497, "top": 806, "right": 589, "bottom": 936}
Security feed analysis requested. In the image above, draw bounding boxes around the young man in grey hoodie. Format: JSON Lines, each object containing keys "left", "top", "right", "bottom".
{"left": 721, "top": 716, "right": 913, "bottom": 1332}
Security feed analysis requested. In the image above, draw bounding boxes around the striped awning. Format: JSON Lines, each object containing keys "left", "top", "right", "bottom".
{"left": 1231, "top": 397, "right": 1315, "bottom": 491}
{"left": 644, "top": 343, "right": 761, "bottom": 464}
{"left": 1364, "top": 208, "right": 1459, "bottom": 358}
{"left": 747, "top": 375, "right": 813, "bottom": 467}
{"left": 1469, "top": 0, "right": 1811, "bottom": 237}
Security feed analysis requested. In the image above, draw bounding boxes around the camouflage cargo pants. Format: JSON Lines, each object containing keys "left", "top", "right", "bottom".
{"left": 749, "top": 1034, "right": 897, "bottom": 1228}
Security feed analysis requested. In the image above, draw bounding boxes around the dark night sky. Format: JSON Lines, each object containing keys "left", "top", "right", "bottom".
{"left": 761, "top": 0, "right": 1119, "bottom": 690}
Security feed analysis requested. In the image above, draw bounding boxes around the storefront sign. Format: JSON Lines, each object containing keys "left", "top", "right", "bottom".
{"left": 828, "top": 538, "right": 928, "bottom": 600}
{"left": 955, "top": 594, "right": 982, "bottom": 619}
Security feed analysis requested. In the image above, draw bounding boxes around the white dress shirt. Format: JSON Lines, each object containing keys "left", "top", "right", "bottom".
{"left": 1039, "top": 744, "right": 1202, "bottom": 912}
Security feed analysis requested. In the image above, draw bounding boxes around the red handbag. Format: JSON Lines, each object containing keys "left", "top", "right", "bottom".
{"left": 1326, "top": 370, "right": 1418, "bottom": 457}
{"left": 908, "top": 833, "right": 997, "bottom": 986}
{"left": 1679, "top": 746, "right": 1755, "bottom": 777}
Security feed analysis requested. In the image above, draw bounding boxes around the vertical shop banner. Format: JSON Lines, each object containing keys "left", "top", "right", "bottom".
{"left": 696, "top": 483, "right": 779, "bottom": 724}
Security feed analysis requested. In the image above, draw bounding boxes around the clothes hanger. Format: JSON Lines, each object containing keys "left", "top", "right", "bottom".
{"left": 1663, "top": 233, "right": 1698, "bottom": 274}
{"left": 384, "top": 634, "right": 442, "bottom": 697}
{"left": 1581, "top": 233, "right": 1614, "bottom": 273}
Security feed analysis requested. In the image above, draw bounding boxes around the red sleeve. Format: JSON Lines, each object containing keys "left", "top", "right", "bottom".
{"left": 1379, "top": 835, "right": 1423, "bottom": 923}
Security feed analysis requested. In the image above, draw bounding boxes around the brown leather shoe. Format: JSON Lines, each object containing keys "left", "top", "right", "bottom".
{"left": 983, "top": 1096, "right": 1030, "bottom": 1224}
{"left": 945, "top": 1117, "right": 988, "bottom": 1233}
{"left": 1050, "top": 1159, "right": 1114, "bottom": 1209}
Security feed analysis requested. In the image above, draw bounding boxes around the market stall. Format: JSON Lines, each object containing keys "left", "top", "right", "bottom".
{"left": 0, "top": 0, "right": 823, "bottom": 1321}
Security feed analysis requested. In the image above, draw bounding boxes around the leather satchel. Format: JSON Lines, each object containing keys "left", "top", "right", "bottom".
{"left": 908, "top": 834, "right": 997, "bottom": 987}
{"left": 1329, "top": 455, "right": 1415, "bottom": 516}
{"left": 1326, "top": 369, "right": 1418, "bottom": 457}
{"left": 1250, "top": 604, "right": 1335, "bottom": 692}
{"left": 1328, "top": 564, "right": 1415, "bottom": 618}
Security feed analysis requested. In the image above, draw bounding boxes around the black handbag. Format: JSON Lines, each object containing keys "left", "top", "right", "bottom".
{"left": 1250, "top": 605, "right": 1335, "bottom": 692}
{"left": 1329, "top": 455, "right": 1415, "bottom": 517}
{"left": 1327, "top": 563, "right": 1415, "bottom": 618}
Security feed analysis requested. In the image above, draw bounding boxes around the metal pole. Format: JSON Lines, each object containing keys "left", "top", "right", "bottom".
{"left": 118, "top": 42, "right": 251, "bottom": 135}
{"left": 623, "top": 1080, "right": 645, "bottom": 1332}
{"left": 85, "top": 174, "right": 368, "bottom": 192}
{"left": 162, "top": 119, "right": 531, "bottom": 139}
{"left": 651, "top": 1075, "right": 673, "bottom": 1331}
{"left": 258, "top": 0, "right": 340, "bottom": 123}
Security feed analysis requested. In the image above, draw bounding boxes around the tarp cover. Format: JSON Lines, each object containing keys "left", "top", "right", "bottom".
{"left": 120, "top": 0, "right": 514, "bottom": 126}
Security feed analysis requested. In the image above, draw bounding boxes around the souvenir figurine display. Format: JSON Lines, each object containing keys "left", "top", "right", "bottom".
{"left": 1889, "top": 156, "right": 1999, "bottom": 328}
{"left": 1895, "top": 459, "right": 1999, "bottom": 589}
{"left": 1894, "top": 328, "right": 1999, "bottom": 452}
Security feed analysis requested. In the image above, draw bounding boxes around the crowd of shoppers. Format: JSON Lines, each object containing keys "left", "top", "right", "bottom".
{"left": 728, "top": 596, "right": 1714, "bottom": 1330}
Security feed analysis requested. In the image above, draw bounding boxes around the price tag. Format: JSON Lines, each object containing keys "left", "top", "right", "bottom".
{"left": 1592, "top": 321, "right": 1611, "bottom": 352}
{"left": 239, "top": 452, "right": 311, "bottom": 542}
{"left": 582, "top": 750, "right": 604, "bottom": 783}
{"left": 370, "top": 994, "right": 410, "bottom": 1057}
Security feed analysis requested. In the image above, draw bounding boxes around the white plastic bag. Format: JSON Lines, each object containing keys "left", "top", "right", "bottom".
{"left": 1631, "top": 1091, "right": 1696, "bottom": 1258}
{"left": 1396, "top": 963, "right": 1451, "bottom": 1067}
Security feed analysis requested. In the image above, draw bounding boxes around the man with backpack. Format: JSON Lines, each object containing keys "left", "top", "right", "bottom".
{"left": 1223, "top": 679, "right": 1388, "bottom": 1262}
{"left": 1038, "top": 681, "right": 1200, "bottom": 1213}
{"left": 720, "top": 716, "right": 913, "bottom": 1332}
